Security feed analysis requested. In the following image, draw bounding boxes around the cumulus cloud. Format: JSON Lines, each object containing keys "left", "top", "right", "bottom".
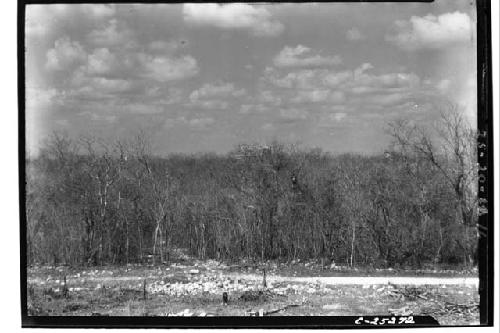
{"left": 164, "top": 116, "right": 216, "bottom": 129}
{"left": 280, "top": 108, "right": 309, "bottom": 121}
{"left": 331, "top": 112, "right": 346, "bottom": 122}
{"left": 45, "top": 37, "right": 87, "bottom": 71}
{"left": 142, "top": 55, "right": 199, "bottom": 82}
{"left": 360, "top": 92, "right": 413, "bottom": 107}
{"left": 26, "top": 16, "right": 49, "bottom": 37}
{"left": 258, "top": 90, "right": 282, "bottom": 106}
{"left": 264, "top": 67, "right": 327, "bottom": 90}
{"left": 435, "top": 79, "right": 451, "bottom": 93}
{"left": 261, "top": 123, "right": 276, "bottom": 131}
{"left": 42, "top": 33, "right": 199, "bottom": 117}
{"left": 83, "top": 77, "right": 133, "bottom": 94}
{"left": 346, "top": 27, "right": 365, "bottom": 41}
{"left": 189, "top": 117, "right": 216, "bottom": 129}
{"left": 67, "top": 73, "right": 135, "bottom": 102}
{"left": 183, "top": 3, "right": 283, "bottom": 37}
{"left": 260, "top": 61, "right": 423, "bottom": 114}
{"left": 82, "top": 4, "right": 116, "bottom": 18}
{"left": 26, "top": 5, "right": 66, "bottom": 37}
{"left": 79, "top": 111, "right": 117, "bottom": 123}
{"left": 273, "top": 45, "right": 342, "bottom": 68}
{"left": 86, "top": 48, "right": 117, "bottom": 75}
{"left": 386, "top": 11, "right": 474, "bottom": 50}
{"left": 291, "top": 89, "right": 329, "bottom": 103}
{"left": 352, "top": 63, "right": 420, "bottom": 91}
{"left": 189, "top": 82, "right": 246, "bottom": 101}
{"left": 187, "top": 82, "right": 245, "bottom": 110}
{"left": 87, "top": 19, "right": 135, "bottom": 46}
{"left": 76, "top": 41, "right": 198, "bottom": 83}
{"left": 291, "top": 90, "right": 345, "bottom": 104}
{"left": 323, "top": 71, "right": 353, "bottom": 88}
{"left": 26, "top": 4, "right": 116, "bottom": 37}
{"left": 265, "top": 63, "right": 419, "bottom": 94}
{"left": 239, "top": 104, "right": 270, "bottom": 114}
{"left": 120, "top": 103, "right": 163, "bottom": 115}
{"left": 317, "top": 112, "right": 348, "bottom": 128}
{"left": 192, "top": 100, "right": 229, "bottom": 110}
{"left": 26, "top": 87, "right": 59, "bottom": 110}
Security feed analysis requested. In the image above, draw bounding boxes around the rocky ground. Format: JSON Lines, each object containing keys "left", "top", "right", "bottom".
{"left": 26, "top": 259, "right": 479, "bottom": 325}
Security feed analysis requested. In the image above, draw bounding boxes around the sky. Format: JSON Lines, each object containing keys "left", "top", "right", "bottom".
{"left": 25, "top": 1, "right": 477, "bottom": 156}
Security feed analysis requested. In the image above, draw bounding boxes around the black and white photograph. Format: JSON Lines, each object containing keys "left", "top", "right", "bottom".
{"left": 20, "top": 0, "right": 494, "bottom": 328}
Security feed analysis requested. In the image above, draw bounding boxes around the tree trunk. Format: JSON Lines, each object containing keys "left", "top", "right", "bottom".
{"left": 350, "top": 221, "right": 356, "bottom": 267}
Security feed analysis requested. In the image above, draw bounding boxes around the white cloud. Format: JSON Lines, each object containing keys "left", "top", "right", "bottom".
{"left": 87, "top": 77, "right": 132, "bottom": 93}
{"left": 352, "top": 64, "right": 420, "bottom": 91}
{"left": 142, "top": 55, "right": 199, "bottom": 82}
{"left": 27, "top": 4, "right": 116, "bottom": 38}
{"left": 69, "top": 66, "right": 134, "bottom": 101}
{"left": 346, "top": 27, "right": 365, "bottom": 41}
{"left": 45, "top": 37, "right": 87, "bottom": 71}
{"left": 55, "top": 119, "right": 70, "bottom": 127}
{"left": 386, "top": 11, "right": 474, "bottom": 50}
{"left": 317, "top": 112, "right": 347, "bottom": 128}
{"left": 192, "top": 100, "right": 229, "bottom": 110}
{"left": 189, "top": 82, "right": 245, "bottom": 101}
{"left": 239, "top": 104, "right": 269, "bottom": 114}
{"left": 290, "top": 89, "right": 345, "bottom": 104}
{"left": 164, "top": 116, "right": 217, "bottom": 131}
{"left": 332, "top": 112, "right": 346, "bottom": 122}
{"left": 78, "top": 111, "right": 117, "bottom": 123}
{"left": 26, "top": 87, "right": 59, "bottom": 110}
{"left": 358, "top": 92, "right": 412, "bottom": 107}
{"left": 261, "top": 123, "right": 276, "bottom": 131}
{"left": 353, "top": 63, "right": 374, "bottom": 77}
{"left": 437, "top": 79, "right": 452, "bottom": 92}
{"left": 120, "top": 103, "right": 163, "bottom": 115}
{"left": 82, "top": 4, "right": 116, "bottom": 18}
{"left": 26, "top": 17, "right": 49, "bottom": 37}
{"left": 183, "top": 3, "right": 283, "bottom": 37}
{"left": 291, "top": 90, "right": 329, "bottom": 103}
{"left": 188, "top": 82, "right": 244, "bottom": 110}
{"left": 261, "top": 62, "right": 422, "bottom": 111}
{"left": 264, "top": 67, "right": 328, "bottom": 90}
{"left": 265, "top": 64, "right": 418, "bottom": 94}
{"left": 273, "top": 45, "right": 342, "bottom": 68}
{"left": 87, "top": 48, "right": 117, "bottom": 75}
{"left": 189, "top": 117, "right": 216, "bottom": 129}
{"left": 258, "top": 90, "right": 282, "bottom": 106}
{"left": 68, "top": 76, "right": 133, "bottom": 101}
{"left": 78, "top": 41, "right": 198, "bottom": 83}
{"left": 239, "top": 104, "right": 253, "bottom": 114}
{"left": 323, "top": 71, "right": 353, "bottom": 88}
{"left": 87, "top": 19, "right": 134, "bottom": 46}
{"left": 280, "top": 108, "right": 309, "bottom": 121}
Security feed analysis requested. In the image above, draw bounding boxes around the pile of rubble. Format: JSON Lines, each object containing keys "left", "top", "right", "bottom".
{"left": 147, "top": 275, "right": 257, "bottom": 296}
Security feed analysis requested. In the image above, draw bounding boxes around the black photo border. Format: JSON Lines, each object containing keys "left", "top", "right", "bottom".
{"left": 18, "top": 0, "right": 494, "bottom": 328}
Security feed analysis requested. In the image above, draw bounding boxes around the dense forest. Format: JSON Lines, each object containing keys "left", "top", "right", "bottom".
{"left": 25, "top": 110, "right": 479, "bottom": 269}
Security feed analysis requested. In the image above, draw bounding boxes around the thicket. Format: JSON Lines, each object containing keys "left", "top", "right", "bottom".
{"left": 25, "top": 110, "right": 478, "bottom": 268}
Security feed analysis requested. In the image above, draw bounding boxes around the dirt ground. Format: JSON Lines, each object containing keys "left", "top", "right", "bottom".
{"left": 26, "top": 260, "right": 479, "bottom": 325}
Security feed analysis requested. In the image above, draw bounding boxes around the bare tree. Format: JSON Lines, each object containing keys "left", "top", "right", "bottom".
{"left": 388, "top": 104, "right": 478, "bottom": 265}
